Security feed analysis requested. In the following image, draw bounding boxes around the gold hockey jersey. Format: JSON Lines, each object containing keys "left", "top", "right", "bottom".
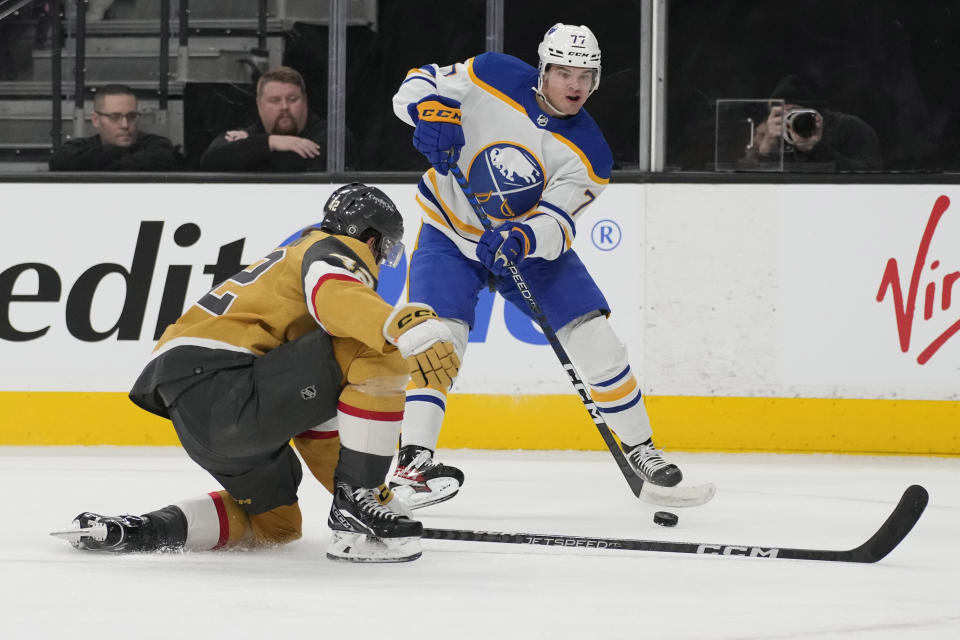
{"left": 154, "top": 229, "right": 396, "bottom": 357}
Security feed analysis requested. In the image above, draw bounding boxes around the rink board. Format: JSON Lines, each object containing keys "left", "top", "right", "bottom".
{"left": 2, "top": 391, "right": 958, "bottom": 454}
{"left": 1, "top": 182, "right": 959, "bottom": 453}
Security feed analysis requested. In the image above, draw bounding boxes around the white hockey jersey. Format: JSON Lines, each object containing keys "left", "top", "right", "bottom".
{"left": 393, "top": 52, "right": 613, "bottom": 261}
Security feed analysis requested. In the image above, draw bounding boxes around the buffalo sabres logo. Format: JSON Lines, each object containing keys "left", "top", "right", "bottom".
{"left": 468, "top": 144, "right": 545, "bottom": 220}
{"left": 300, "top": 385, "right": 318, "bottom": 400}
{"left": 537, "top": 114, "right": 548, "bottom": 127}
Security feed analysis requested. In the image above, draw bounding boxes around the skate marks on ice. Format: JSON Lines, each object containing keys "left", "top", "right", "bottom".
{"left": 4, "top": 447, "right": 960, "bottom": 639}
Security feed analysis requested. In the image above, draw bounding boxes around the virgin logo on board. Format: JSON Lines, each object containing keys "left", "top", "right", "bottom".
{"left": 876, "top": 195, "right": 960, "bottom": 364}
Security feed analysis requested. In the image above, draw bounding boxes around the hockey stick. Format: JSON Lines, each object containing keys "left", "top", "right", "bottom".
{"left": 423, "top": 484, "right": 928, "bottom": 563}
{"left": 447, "top": 159, "right": 714, "bottom": 508}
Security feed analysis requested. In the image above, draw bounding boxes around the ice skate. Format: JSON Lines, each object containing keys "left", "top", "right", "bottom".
{"left": 327, "top": 481, "right": 422, "bottom": 563}
{"left": 622, "top": 439, "right": 683, "bottom": 487}
{"left": 50, "top": 512, "right": 162, "bottom": 552}
{"left": 389, "top": 445, "right": 465, "bottom": 510}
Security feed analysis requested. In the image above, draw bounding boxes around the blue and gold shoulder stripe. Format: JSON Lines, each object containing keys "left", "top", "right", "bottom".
{"left": 547, "top": 110, "right": 613, "bottom": 183}
{"left": 401, "top": 65, "right": 438, "bottom": 90}
{"left": 469, "top": 52, "right": 538, "bottom": 111}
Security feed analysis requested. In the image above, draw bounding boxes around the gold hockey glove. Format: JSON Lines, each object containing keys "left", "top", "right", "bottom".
{"left": 383, "top": 303, "right": 461, "bottom": 389}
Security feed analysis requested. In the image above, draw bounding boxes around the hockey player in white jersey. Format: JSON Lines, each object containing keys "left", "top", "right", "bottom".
{"left": 390, "top": 23, "right": 684, "bottom": 509}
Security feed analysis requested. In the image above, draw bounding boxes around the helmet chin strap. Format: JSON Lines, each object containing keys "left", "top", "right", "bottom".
{"left": 535, "top": 70, "right": 565, "bottom": 116}
{"left": 534, "top": 87, "right": 568, "bottom": 117}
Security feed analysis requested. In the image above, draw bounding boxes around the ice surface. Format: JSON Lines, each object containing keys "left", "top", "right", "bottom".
{"left": 2, "top": 447, "right": 958, "bottom": 639}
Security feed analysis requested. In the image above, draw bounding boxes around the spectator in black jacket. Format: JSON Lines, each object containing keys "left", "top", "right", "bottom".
{"left": 49, "top": 84, "right": 181, "bottom": 171}
{"left": 746, "top": 74, "right": 883, "bottom": 171}
{"left": 199, "top": 66, "right": 339, "bottom": 172}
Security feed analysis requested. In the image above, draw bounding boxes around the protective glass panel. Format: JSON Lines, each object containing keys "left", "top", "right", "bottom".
{"left": 346, "top": 2, "right": 485, "bottom": 170}
{"left": 714, "top": 99, "right": 783, "bottom": 172}
{"left": 666, "top": 0, "right": 960, "bottom": 173}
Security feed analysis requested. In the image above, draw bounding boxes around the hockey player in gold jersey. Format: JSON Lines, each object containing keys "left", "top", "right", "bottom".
{"left": 51, "top": 183, "right": 460, "bottom": 562}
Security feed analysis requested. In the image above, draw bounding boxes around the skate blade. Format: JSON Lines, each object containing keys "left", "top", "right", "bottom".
{"left": 49, "top": 523, "right": 107, "bottom": 548}
{"left": 639, "top": 481, "right": 716, "bottom": 508}
{"left": 326, "top": 532, "right": 422, "bottom": 563}
{"left": 393, "top": 478, "right": 460, "bottom": 511}
{"left": 49, "top": 527, "right": 90, "bottom": 542}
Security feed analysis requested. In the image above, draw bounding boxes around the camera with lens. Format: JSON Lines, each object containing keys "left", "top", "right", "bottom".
{"left": 783, "top": 108, "right": 820, "bottom": 142}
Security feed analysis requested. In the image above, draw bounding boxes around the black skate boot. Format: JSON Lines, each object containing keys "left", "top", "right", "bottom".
{"left": 389, "top": 445, "right": 465, "bottom": 510}
{"left": 327, "top": 480, "right": 422, "bottom": 562}
{"left": 50, "top": 507, "right": 187, "bottom": 552}
{"left": 50, "top": 513, "right": 160, "bottom": 552}
{"left": 622, "top": 439, "right": 683, "bottom": 487}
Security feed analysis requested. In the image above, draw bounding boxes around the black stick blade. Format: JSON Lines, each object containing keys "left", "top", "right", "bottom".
{"left": 848, "top": 484, "right": 929, "bottom": 563}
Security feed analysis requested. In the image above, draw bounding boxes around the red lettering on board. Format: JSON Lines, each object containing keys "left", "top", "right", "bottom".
{"left": 876, "top": 195, "right": 960, "bottom": 364}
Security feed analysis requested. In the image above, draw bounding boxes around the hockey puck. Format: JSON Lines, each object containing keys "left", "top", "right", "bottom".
{"left": 653, "top": 511, "right": 678, "bottom": 527}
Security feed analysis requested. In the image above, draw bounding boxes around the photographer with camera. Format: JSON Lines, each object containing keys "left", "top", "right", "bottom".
{"left": 750, "top": 74, "right": 882, "bottom": 171}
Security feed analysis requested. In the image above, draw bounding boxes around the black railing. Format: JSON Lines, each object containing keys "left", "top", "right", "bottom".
{"left": 48, "top": 0, "right": 275, "bottom": 150}
{"left": 73, "top": 0, "right": 85, "bottom": 139}
{"left": 158, "top": 0, "right": 169, "bottom": 113}
{"left": 177, "top": 0, "right": 188, "bottom": 82}
{"left": 0, "top": 0, "right": 34, "bottom": 22}
{"left": 51, "top": 0, "right": 62, "bottom": 149}
{"left": 327, "top": 0, "right": 345, "bottom": 173}
{"left": 256, "top": 0, "right": 267, "bottom": 56}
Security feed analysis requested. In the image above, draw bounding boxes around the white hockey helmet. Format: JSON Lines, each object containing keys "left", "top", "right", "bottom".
{"left": 537, "top": 23, "right": 602, "bottom": 93}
